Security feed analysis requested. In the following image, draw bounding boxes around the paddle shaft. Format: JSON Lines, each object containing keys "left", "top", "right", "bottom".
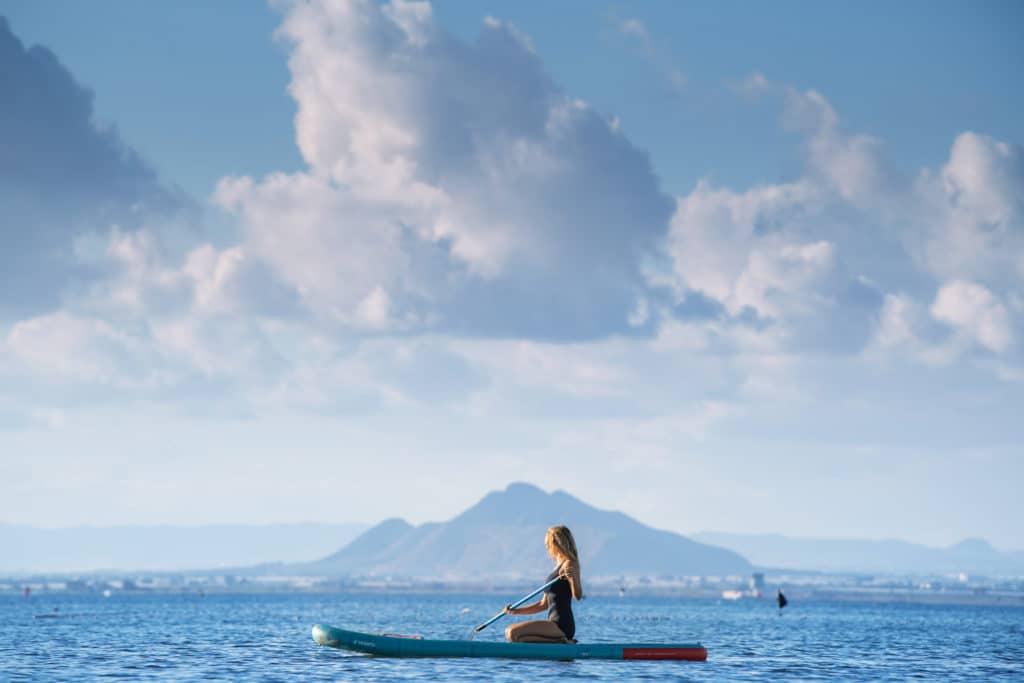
{"left": 474, "top": 576, "right": 561, "bottom": 633}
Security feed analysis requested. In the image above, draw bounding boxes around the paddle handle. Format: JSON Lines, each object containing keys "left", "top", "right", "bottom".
{"left": 473, "top": 576, "right": 561, "bottom": 633}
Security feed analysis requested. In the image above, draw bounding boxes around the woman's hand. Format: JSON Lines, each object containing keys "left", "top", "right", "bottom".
{"left": 503, "top": 604, "right": 515, "bottom": 615}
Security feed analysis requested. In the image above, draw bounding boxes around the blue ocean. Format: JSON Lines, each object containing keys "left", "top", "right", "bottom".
{"left": 2, "top": 592, "right": 1021, "bottom": 681}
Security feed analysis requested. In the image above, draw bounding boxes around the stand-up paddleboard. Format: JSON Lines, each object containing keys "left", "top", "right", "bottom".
{"left": 312, "top": 624, "right": 707, "bottom": 661}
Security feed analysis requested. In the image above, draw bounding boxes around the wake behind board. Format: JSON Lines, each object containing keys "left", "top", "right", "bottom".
{"left": 312, "top": 624, "right": 707, "bottom": 661}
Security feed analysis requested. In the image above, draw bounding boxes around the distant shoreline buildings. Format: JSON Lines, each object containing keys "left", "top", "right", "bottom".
{"left": 4, "top": 570, "right": 1023, "bottom": 608}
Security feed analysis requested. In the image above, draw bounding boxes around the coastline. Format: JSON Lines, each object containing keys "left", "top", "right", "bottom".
{"left": 5, "top": 578, "right": 1023, "bottom": 608}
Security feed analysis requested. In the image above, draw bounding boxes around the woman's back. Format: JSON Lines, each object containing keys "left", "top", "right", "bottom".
{"left": 544, "top": 568, "right": 575, "bottom": 640}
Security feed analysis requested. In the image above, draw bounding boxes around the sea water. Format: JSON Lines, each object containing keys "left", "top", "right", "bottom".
{"left": 1, "top": 592, "right": 1021, "bottom": 681}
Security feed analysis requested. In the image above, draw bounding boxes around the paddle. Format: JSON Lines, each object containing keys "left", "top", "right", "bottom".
{"left": 473, "top": 576, "right": 561, "bottom": 634}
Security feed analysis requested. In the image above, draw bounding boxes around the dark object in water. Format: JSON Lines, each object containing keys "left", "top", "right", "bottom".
{"left": 777, "top": 589, "right": 788, "bottom": 610}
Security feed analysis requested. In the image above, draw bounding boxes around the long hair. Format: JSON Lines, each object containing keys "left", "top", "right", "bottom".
{"left": 547, "top": 526, "right": 583, "bottom": 599}
{"left": 545, "top": 525, "right": 579, "bottom": 565}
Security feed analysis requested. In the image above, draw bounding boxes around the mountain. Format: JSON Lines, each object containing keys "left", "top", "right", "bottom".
{"left": 692, "top": 531, "right": 1024, "bottom": 576}
{"left": 1, "top": 522, "right": 368, "bottom": 574}
{"left": 298, "top": 482, "right": 751, "bottom": 579}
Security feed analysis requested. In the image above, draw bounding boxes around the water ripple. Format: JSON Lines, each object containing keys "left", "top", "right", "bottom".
{"left": 1, "top": 593, "right": 1022, "bottom": 681}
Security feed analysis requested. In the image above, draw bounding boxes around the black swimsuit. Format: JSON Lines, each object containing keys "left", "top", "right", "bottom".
{"left": 544, "top": 567, "right": 575, "bottom": 640}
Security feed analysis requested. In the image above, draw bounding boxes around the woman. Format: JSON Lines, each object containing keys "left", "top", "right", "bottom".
{"left": 504, "top": 525, "right": 584, "bottom": 643}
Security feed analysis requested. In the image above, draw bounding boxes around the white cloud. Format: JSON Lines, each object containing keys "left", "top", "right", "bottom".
{"left": 183, "top": 244, "right": 298, "bottom": 317}
{"left": 931, "top": 280, "right": 1013, "bottom": 353}
{"left": 661, "top": 76, "right": 1022, "bottom": 373}
{"left": 354, "top": 287, "right": 393, "bottom": 330}
{"left": 73, "top": 227, "right": 299, "bottom": 323}
{"left": 213, "top": 0, "right": 672, "bottom": 338}
{"left": 616, "top": 16, "right": 685, "bottom": 91}
{"left": 661, "top": 178, "right": 837, "bottom": 324}
{"left": 657, "top": 79, "right": 902, "bottom": 351}
{"left": 84, "top": 228, "right": 192, "bottom": 316}
{"left": 782, "top": 87, "right": 893, "bottom": 206}
{"left": 734, "top": 240, "right": 836, "bottom": 318}
{"left": 872, "top": 293, "right": 921, "bottom": 351}
{"left": 917, "top": 132, "right": 1024, "bottom": 285}
{"left": 3, "top": 5, "right": 1021, "bottom": 435}
{"left": 867, "top": 292, "right": 957, "bottom": 366}
{"left": 868, "top": 281, "right": 1016, "bottom": 367}
{"left": 147, "top": 316, "right": 285, "bottom": 380}
{"left": 213, "top": 173, "right": 415, "bottom": 323}
{"left": 6, "top": 312, "right": 155, "bottom": 386}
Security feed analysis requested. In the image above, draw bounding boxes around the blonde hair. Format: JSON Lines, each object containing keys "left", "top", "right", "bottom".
{"left": 545, "top": 525, "right": 579, "bottom": 565}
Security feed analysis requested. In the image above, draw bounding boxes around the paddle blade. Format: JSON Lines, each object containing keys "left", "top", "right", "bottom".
{"left": 474, "top": 608, "right": 506, "bottom": 633}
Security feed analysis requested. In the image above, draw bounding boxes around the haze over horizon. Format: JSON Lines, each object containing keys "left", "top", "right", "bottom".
{"left": 3, "top": 479, "right": 1022, "bottom": 553}
{"left": 1, "top": 1, "right": 1021, "bottom": 550}
{"left": 8, "top": 482, "right": 1022, "bottom": 576}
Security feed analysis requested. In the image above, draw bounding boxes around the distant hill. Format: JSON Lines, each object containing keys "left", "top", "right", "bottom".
{"left": 692, "top": 532, "right": 1024, "bottom": 576}
{"left": 297, "top": 482, "right": 751, "bottom": 579}
{"left": 1, "top": 522, "right": 368, "bottom": 574}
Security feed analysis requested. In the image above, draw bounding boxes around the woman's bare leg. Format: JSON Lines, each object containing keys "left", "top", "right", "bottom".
{"left": 505, "top": 620, "right": 570, "bottom": 643}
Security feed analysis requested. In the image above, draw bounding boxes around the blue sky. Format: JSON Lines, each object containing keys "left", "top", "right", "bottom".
{"left": 1, "top": 0, "right": 1022, "bottom": 549}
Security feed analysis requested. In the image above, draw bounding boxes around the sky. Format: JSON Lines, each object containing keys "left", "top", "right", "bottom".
{"left": 1, "top": 0, "right": 1022, "bottom": 550}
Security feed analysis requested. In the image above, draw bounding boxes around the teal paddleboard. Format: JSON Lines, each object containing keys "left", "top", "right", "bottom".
{"left": 312, "top": 624, "right": 707, "bottom": 661}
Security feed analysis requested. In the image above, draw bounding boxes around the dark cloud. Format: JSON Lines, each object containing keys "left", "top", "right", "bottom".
{"left": 0, "top": 17, "right": 184, "bottom": 318}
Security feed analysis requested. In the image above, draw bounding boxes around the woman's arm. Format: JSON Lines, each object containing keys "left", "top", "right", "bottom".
{"left": 504, "top": 594, "right": 547, "bottom": 615}
{"left": 562, "top": 562, "right": 584, "bottom": 600}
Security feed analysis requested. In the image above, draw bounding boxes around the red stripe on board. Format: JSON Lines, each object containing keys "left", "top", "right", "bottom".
{"left": 622, "top": 647, "right": 707, "bottom": 661}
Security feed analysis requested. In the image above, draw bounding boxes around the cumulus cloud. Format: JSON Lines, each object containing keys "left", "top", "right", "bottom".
{"left": 868, "top": 292, "right": 953, "bottom": 365}
{"left": 3, "top": 4, "right": 1023, "bottom": 544}
{"left": 70, "top": 228, "right": 298, "bottom": 322}
{"left": 658, "top": 75, "right": 1022, "bottom": 366}
{"left": 868, "top": 280, "right": 1017, "bottom": 367}
{"left": 662, "top": 179, "right": 830, "bottom": 319}
{"left": 212, "top": 173, "right": 425, "bottom": 330}
{"left": 657, "top": 177, "right": 881, "bottom": 355}
{"left": 2, "top": 1, "right": 677, "bottom": 426}
{"left": 781, "top": 86, "right": 896, "bottom": 206}
{"left": 215, "top": 0, "right": 673, "bottom": 339}
{"left": 653, "top": 79, "right": 900, "bottom": 356}
{"left": 3, "top": 4, "right": 1022, "bottom": 428}
{"left": 931, "top": 280, "right": 1013, "bottom": 353}
{"left": 917, "top": 132, "right": 1024, "bottom": 286}
{"left": 0, "top": 18, "right": 185, "bottom": 318}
